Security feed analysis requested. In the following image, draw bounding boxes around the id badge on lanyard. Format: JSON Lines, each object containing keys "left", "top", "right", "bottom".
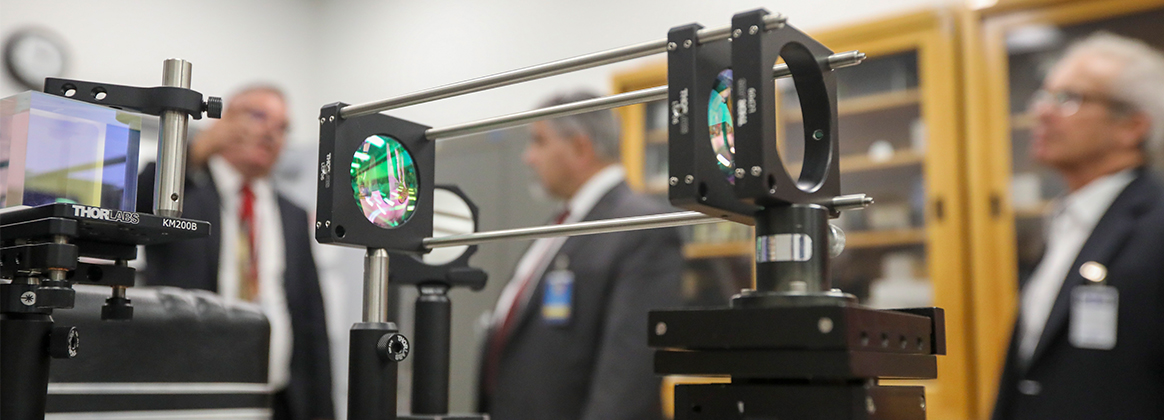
{"left": 542, "top": 256, "right": 574, "bottom": 326}
{"left": 1070, "top": 261, "right": 1118, "bottom": 350}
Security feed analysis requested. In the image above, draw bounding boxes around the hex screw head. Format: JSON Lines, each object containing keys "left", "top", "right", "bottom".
{"left": 667, "top": 42, "right": 676, "bottom": 51}
{"left": 683, "top": 39, "right": 692, "bottom": 48}
{"left": 20, "top": 291, "right": 36, "bottom": 306}
{"left": 749, "top": 25, "right": 759, "bottom": 35}
{"left": 734, "top": 168, "right": 745, "bottom": 178}
{"left": 684, "top": 175, "right": 694, "bottom": 184}
{"left": 669, "top": 177, "right": 679, "bottom": 186}
{"left": 733, "top": 29, "right": 742, "bottom": 38}
{"left": 655, "top": 322, "right": 667, "bottom": 336}
{"left": 750, "top": 166, "right": 762, "bottom": 176}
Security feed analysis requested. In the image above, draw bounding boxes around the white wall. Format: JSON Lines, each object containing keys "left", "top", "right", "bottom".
{"left": 2, "top": 0, "right": 954, "bottom": 416}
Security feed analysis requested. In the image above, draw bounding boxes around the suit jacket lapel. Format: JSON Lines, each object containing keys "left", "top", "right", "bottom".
{"left": 1026, "top": 173, "right": 1156, "bottom": 367}
{"left": 503, "top": 183, "right": 629, "bottom": 343}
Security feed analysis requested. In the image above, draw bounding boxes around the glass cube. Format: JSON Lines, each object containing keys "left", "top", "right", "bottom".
{"left": 0, "top": 91, "right": 142, "bottom": 210}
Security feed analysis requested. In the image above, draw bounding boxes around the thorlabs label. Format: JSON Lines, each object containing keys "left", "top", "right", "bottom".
{"left": 71, "top": 205, "right": 140, "bottom": 224}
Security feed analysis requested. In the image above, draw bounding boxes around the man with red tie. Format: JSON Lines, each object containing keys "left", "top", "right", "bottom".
{"left": 138, "top": 86, "right": 334, "bottom": 420}
{"left": 477, "top": 90, "right": 684, "bottom": 420}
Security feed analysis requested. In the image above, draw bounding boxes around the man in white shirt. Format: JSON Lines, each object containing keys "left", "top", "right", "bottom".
{"left": 138, "top": 86, "right": 334, "bottom": 420}
{"left": 992, "top": 33, "right": 1164, "bottom": 420}
{"left": 477, "top": 91, "right": 684, "bottom": 420}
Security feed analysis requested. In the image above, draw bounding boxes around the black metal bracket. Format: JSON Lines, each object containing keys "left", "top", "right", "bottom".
{"left": 42, "top": 77, "right": 221, "bottom": 120}
{"left": 315, "top": 103, "right": 435, "bottom": 253}
{"left": 666, "top": 23, "right": 760, "bottom": 224}
{"left": 730, "top": 9, "right": 840, "bottom": 206}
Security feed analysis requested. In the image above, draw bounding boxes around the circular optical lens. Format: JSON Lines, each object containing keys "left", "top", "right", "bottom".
{"left": 351, "top": 135, "right": 419, "bottom": 228}
{"left": 708, "top": 69, "right": 735, "bottom": 184}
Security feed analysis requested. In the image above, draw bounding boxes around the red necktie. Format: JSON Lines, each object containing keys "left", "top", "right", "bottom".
{"left": 483, "top": 209, "right": 570, "bottom": 398}
{"left": 237, "top": 184, "right": 259, "bottom": 301}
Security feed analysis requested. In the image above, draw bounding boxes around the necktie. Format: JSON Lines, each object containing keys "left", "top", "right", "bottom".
{"left": 238, "top": 184, "right": 259, "bottom": 301}
{"left": 482, "top": 209, "right": 570, "bottom": 399}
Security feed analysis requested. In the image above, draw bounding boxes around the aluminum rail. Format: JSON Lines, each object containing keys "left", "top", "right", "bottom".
{"left": 154, "top": 59, "right": 193, "bottom": 218}
{"left": 426, "top": 86, "right": 668, "bottom": 140}
{"left": 339, "top": 14, "right": 788, "bottom": 119}
{"left": 424, "top": 50, "right": 864, "bottom": 141}
{"left": 422, "top": 211, "right": 720, "bottom": 249}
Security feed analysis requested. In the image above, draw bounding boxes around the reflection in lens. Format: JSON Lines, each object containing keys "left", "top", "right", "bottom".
{"left": 708, "top": 69, "right": 735, "bottom": 184}
{"left": 351, "top": 135, "right": 419, "bottom": 228}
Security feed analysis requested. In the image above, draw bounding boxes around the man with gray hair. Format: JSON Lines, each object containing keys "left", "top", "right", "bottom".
{"left": 478, "top": 90, "right": 683, "bottom": 420}
{"left": 992, "top": 32, "right": 1164, "bottom": 420}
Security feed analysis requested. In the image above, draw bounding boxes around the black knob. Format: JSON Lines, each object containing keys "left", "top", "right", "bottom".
{"left": 50, "top": 326, "right": 80, "bottom": 359}
{"left": 377, "top": 333, "right": 410, "bottom": 362}
{"left": 101, "top": 296, "right": 134, "bottom": 321}
{"left": 204, "top": 96, "right": 224, "bottom": 119}
{"left": 36, "top": 281, "right": 76, "bottom": 310}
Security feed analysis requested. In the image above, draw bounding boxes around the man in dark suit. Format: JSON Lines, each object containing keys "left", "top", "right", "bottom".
{"left": 992, "top": 33, "right": 1164, "bottom": 420}
{"left": 478, "top": 91, "right": 683, "bottom": 420}
{"left": 137, "top": 86, "right": 334, "bottom": 420}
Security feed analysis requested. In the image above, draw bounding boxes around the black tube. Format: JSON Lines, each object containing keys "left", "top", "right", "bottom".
{"left": 1, "top": 313, "right": 53, "bottom": 420}
{"left": 411, "top": 285, "right": 451, "bottom": 414}
{"left": 348, "top": 322, "right": 400, "bottom": 420}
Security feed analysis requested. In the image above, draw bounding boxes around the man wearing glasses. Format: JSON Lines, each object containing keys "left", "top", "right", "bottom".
{"left": 137, "top": 86, "right": 334, "bottom": 420}
{"left": 992, "top": 33, "right": 1164, "bottom": 420}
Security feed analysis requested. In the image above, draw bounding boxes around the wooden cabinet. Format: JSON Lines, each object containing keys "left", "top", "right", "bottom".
{"left": 962, "top": 0, "right": 1164, "bottom": 417}
{"left": 613, "top": 9, "right": 973, "bottom": 420}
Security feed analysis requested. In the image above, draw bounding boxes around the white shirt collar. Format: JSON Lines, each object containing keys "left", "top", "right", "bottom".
{"left": 563, "top": 165, "right": 625, "bottom": 223}
{"left": 1050, "top": 168, "right": 1136, "bottom": 233}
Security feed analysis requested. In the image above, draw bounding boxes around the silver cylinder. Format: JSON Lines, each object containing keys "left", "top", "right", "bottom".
{"left": 338, "top": 14, "right": 786, "bottom": 119}
{"left": 154, "top": 59, "right": 193, "bottom": 218}
{"left": 426, "top": 86, "right": 668, "bottom": 141}
{"left": 362, "top": 248, "right": 391, "bottom": 323}
{"left": 423, "top": 211, "right": 718, "bottom": 249}
{"left": 772, "top": 50, "right": 865, "bottom": 79}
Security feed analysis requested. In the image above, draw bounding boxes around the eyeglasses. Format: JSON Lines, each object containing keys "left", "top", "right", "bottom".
{"left": 1028, "top": 88, "right": 1133, "bottom": 117}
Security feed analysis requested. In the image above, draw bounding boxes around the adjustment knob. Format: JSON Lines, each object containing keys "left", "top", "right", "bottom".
{"left": 204, "top": 96, "right": 224, "bottom": 119}
{"left": 50, "top": 326, "right": 80, "bottom": 359}
{"left": 36, "top": 281, "right": 76, "bottom": 310}
{"left": 101, "top": 296, "right": 134, "bottom": 321}
{"left": 377, "top": 333, "right": 410, "bottom": 362}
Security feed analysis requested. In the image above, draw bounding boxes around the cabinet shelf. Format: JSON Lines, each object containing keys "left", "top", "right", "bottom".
{"left": 783, "top": 88, "right": 921, "bottom": 123}
{"left": 683, "top": 228, "right": 926, "bottom": 259}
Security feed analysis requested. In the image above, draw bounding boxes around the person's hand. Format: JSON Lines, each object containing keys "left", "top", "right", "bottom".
{"left": 188, "top": 108, "right": 262, "bottom": 169}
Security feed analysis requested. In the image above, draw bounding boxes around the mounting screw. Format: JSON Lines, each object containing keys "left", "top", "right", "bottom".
{"left": 655, "top": 322, "right": 667, "bottom": 336}
{"left": 751, "top": 166, "right": 762, "bottom": 176}
{"left": 20, "top": 291, "right": 36, "bottom": 306}
{"left": 325, "top": 221, "right": 331, "bottom": 227}
{"left": 320, "top": 117, "right": 326, "bottom": 124}
{"left": 734, "top": 168, "right": 745, "bottom": 178}
{"left": 818, "top": 317, "right": 834, "bottom": 334}
{"left": 316, "top": 221, "right": 322, "bottom": 228}
{"left": 684, "top": 175, "right": 694, "bottom": 184}
{"left": 749, "top": 25, "right": 759, "bottom": 35}
{"left": 920, "top": 396, "right": 926, "bottom": 411}
{"left": 733, "top": 29, "right": 742, "bottom": 38}
{"left": 737, "top": 401, "right": 745, "bottom": 414}
{"left": 683, "top": 39, "right": 692, "bottom": 48}
{"left": 667, "top": 42, "right": 676, "bottom": 51}
{"left": 866, "top": 396, "right": 876, "bottom": 414}
{"left": 170, "top": 193, "right": 179, "bottom": 201}
{"left": 329, "top": 116, "right": 335, "bottom": 122}
{"left": 813, "top": 129, "right": 825, "bottom": 140}
{"left": 669, "top": 177, "right": 679, "bottom": 186}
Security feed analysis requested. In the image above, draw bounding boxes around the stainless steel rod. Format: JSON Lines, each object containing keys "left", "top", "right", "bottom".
{"left": 363, "top": 248, "right": 390, "bottom": 323}
{"left": 426, "top": 50, "right": 862, "bottom": 141}
{"left": 423, "top": 211, "right": 720, "bottom": 249}
{"left": 772, "top": 50, "right": 865, "bottom": 78}
{"left": 339, "top": 13, "right": 787, "bottom": 118}
{"left": 155, "top": 58, "right": 193, "bottom": 218}
{"left": 426, "top": 87, "right": 668, "bottom": 140}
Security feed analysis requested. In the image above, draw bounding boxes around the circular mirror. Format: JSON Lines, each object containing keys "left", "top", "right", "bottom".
{"left": 708, "top": 68, "right": 736, "bottom": 185}
{"left": 351, "top": 134, "right": 419, "bottom": 228}
{"left": 424, "top": 187, "right": 475, "bottom": 265}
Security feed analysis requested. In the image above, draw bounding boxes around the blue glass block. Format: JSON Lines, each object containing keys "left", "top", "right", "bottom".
{"left": 1, "top": 91, "right": 142, "bottom": 211}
